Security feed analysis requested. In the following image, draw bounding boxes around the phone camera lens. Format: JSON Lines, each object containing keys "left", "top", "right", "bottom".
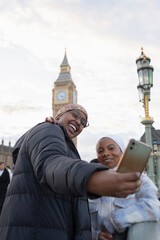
{"left": 130, "top": 146, "right": 133, "bottom": 150}
{"left": 132, "top": 142, "right": 135, "bottom": 145}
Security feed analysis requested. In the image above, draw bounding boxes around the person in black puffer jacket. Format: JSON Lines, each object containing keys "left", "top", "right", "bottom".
{"left": 0, "top": 162, "right": 10, "bottom": 214}
{"left": 0, "top": 104, "right": 141, "bottom": 240}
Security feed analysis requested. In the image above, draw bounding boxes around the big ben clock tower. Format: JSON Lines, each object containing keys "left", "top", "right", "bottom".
{"left": 52, "top": 51, "right": 78, "bottom": 144}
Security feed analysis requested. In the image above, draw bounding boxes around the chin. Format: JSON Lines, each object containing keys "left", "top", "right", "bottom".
{"left": 69, "top": 133, "right": 77, "bottom": 139}
{"left": 106, "top": 164, "right": 115, "bottom": 169}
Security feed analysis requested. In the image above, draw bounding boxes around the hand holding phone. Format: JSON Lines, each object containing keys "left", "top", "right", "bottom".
{"left": 116, "top": 139, "right": 152, "bottom": 174}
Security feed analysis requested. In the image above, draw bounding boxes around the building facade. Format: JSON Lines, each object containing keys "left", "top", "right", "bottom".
{"left": 0, "top": 140, "right": 14, "bottom": 170}
{"left": 140, "top": 127, "right": 160, "bottom": 152}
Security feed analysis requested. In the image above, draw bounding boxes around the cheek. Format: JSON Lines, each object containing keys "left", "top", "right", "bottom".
{"left": 58, "top": 116, "right": 67, "bottom": 126}
{"left": 114, "top": 153, "right": 121, "bottom": 163}
{"left": 97, "top": 155, "right": 103, "bottom": 163}
{"left": 74, "top": 128, "right": 83, "bottom": 137}
{"left": 78, "top": 127, "right": 83, "bottom": 134}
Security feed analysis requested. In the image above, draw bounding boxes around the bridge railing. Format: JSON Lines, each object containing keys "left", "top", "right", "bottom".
{"left": 126, "top": 221, "right": 160, "bottom": 240}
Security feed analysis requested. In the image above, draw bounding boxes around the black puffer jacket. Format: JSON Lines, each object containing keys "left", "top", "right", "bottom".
{"left": 0, "top": 122, "right": 106, "bottom": 240}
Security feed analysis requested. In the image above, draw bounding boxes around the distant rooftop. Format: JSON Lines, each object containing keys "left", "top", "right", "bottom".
{"left": 140, "top": 127, "right": 160, "bottom": 144}
{"left": 56, "top": 72, "right": 72, "bottom": 82}
{"left": 0, "top": 142, "right": 13, "bottom": 153}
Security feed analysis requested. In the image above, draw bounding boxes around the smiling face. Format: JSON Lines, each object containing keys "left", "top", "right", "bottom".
{"left": 96, "top": 137, "right": 123, "bottom": 169}
{"left": 57, "top": 110, "right": 87, "bottom": 139}
{"left": 0, "top": 162, "right": 5, "bottom": 170}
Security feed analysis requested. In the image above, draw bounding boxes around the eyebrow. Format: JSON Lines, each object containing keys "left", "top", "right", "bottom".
{"left": 72, "top": 109, "right": 87, "bottom": 123}
{"left": 97, "top": 144, "right": 116, "bottom": 150}
{"left": 73, "top": 109, "right": 86, "bottom": 121}
{"left": 107, "top": 144, "right": 116, "bottom": 148}
{"left": 97, "top": 147, "right": 103, "bottom": 150}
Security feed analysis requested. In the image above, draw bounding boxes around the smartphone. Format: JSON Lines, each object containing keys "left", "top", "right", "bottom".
{"left": 116, "top": 139, "right": 152, "bottom": 174}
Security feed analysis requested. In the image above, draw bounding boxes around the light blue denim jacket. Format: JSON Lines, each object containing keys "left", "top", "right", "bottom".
{"left": 89, "top": 173, "right": 160, "bottom": 240}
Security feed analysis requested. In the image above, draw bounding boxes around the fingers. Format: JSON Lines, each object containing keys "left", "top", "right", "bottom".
{"left": 114, "top": 173, "right": 142, "bottom": 197}
{"left": 45, "top": 117, "right": 55, "bottom": 123}
{"left": 118, "top": 172, "right": 141, "bottom": 189}
{"left": 106, "top": 171, "right": 142, "bottom": 198}
{"left": 118, "top": 172, "right": 141, "bottom": 181}
{"left": 99, "top": 236, "right": 111, "bottom": 240}
{"left": 98, "top": 231, "right": 113, "bottom": 240}
{"left": 87, "top": 170, "right": 142, "bottom": 197}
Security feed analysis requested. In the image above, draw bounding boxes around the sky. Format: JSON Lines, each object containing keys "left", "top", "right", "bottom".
{"left": 0, "top": 0, "right": 160, "bottom": 161}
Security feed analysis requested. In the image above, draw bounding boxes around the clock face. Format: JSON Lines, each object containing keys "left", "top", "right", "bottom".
{"left": 56, "top": 90, "right": 67, "bottom": 102}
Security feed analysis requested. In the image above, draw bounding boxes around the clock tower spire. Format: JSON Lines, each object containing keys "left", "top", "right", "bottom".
{"left": 57, "top": 50, "right": 72, "bottom": 82}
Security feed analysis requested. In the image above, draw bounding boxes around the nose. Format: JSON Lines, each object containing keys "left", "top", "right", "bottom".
{"left": 75, "top": 117, "right": 81, "bottom": 125}
{"left": 103, "top": 150, "right": 109, "bottom": 157}
{"left": 103, "top": 152, "right": 106, "bottom": 157}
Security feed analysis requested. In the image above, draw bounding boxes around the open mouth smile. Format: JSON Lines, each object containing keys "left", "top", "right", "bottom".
{"left": 102, "top": 159, "right": 113, "bottom": 163}
{"left": 69, "top": 123, "right": 77, "bottom": 132}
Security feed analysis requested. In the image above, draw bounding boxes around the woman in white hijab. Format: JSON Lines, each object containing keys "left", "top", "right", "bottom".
{"left": 89, "top": 135, "right": 160, "bottom": 240}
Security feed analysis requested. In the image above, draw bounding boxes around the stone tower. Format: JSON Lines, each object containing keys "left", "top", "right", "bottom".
{"left": 52, "top": 51, "right": 78, "bottom": 145}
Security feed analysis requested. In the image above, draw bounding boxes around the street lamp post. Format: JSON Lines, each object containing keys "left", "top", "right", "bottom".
{"left": 136, "top": 47, "right": 155, "bottom": 183}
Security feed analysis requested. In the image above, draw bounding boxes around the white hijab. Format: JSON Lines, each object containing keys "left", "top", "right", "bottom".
{"left": 99, "top": 134, "right": 125, "bottom": 153}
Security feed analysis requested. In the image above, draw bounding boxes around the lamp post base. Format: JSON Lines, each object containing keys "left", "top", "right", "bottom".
{"left": 141, "top": 118, "right": 155, "bottom": 184}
